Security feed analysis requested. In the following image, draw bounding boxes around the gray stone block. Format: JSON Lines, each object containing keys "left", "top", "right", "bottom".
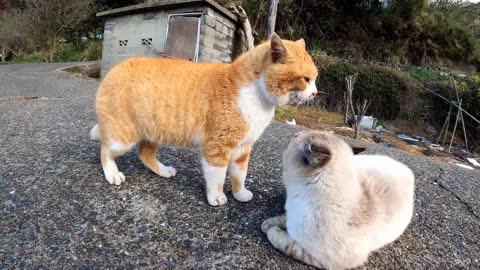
{"left": 202, "top": 25, "right": 217, "bottom": 38}
{"left": 201, "top": 36, "right": 215, "bottom": 47}
{"left": 204, "top": 15, "right": 216, "bottom": 28}
{"left": 215, "top": 20, "right": 223, "bottom": 31}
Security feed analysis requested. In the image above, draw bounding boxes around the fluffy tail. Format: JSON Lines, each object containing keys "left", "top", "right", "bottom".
{"left": 90, "top": 124, "right": 100, "bottom": 140}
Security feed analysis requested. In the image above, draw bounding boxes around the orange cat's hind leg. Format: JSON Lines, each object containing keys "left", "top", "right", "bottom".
{"left": 100, "top": 141, "right": 134, "bottom": 185}
{"left": 137, "top": 141, "right": 177, "bottom": 178}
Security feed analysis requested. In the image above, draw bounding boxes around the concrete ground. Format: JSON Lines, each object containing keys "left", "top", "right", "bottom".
{"left": 0, "top": 63, "right": 479, "bottom": 269}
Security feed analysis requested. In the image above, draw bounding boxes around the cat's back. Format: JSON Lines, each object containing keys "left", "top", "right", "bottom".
{"left": 354, "top": 155, "right": 414, "bottom": 250}
{"left": 100, "top": 57, "right": 226, "bottom": 90}
{"left": 353, "top": 155, "right": 414, "bottom": 196}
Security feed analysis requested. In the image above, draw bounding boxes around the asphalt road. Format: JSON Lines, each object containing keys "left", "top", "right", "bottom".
{"left": 0, "top": 63, "right": 479, "bottom": 269}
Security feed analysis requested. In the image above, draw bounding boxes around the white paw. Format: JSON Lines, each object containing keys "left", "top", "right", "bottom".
{"left": 106, "top": 171, "right": 125, "bottom": 186}
{"left": 207, "top": 192, "right": 228, "bottom": 206}
{"left": 158, "top": 163, "right": 177, "bottom": 178}
{"left": 233, "top": 189, "right": 253, "bottom": 202}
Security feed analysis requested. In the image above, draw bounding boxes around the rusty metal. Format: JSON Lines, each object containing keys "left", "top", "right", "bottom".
{"left": 164, "top": 15, "right": 201, "bottom": 61}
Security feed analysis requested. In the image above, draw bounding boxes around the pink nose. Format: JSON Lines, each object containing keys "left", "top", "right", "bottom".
{"left": 310, "top": 89, "right": 317, "bottom": 97}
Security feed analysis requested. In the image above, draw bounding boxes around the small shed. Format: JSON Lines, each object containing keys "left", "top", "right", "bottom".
{"left": 96, "top": 0, "right": 240, "bottom": 76}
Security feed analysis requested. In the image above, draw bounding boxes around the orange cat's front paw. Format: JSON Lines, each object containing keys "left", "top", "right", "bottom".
{"left": 105, "top": 171, "right": 125, "bottom": 186}
{"left": 233, "top": 189, "right": 253, "bottom": 202}
{"left": 207, "top": 192, "right": 227, "bottom": 206}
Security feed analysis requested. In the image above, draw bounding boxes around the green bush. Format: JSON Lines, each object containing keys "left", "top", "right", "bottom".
{"left": 54, "top": 45, "right": 85, "bottom": 62}
{"left": 82, "top": 40, "right": 102, "bottom": 61}
{"left": 405, "top": 67, "right": 450, "bottom": 82}
{"left": 317, "top": 62, "right": 421, "bottom": 120}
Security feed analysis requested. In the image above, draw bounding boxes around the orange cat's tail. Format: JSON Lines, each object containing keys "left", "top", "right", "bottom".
{"left": 90, "top": 124, "right": 100, "bottom": 140}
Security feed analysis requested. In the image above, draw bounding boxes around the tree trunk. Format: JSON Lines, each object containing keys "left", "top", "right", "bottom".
{"left": 267, "top": 0, "right": 279, "bottom": 38}
{"left": 344, "top": 92, "right": 349, "bottom": 124}
{"left": 355, "top": 116, "right": 362, "bottom": 140}
{"left": 48, "top": 37, "right": 57, "bottom": 63}
{"left": 0, "top": 48, "right": 5, "bottom": 62}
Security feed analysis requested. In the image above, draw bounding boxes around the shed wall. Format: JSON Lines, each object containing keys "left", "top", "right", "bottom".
{"left": 100, "top": 5, "right": 237, "bottom": 76}
{"left": 101, "top": 6, "right": 204, "bottom": 75}
{"left": 197, "top": 7, "right": 236, "bottom": 63}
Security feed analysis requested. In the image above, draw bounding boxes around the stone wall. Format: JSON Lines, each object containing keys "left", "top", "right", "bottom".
{"left": 197, "top": 7, "right": 237, "bottom": 63}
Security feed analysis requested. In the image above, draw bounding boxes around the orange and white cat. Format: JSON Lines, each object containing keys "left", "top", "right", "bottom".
{"left": 90, "top": 33, "right": 318, "bottom": 206}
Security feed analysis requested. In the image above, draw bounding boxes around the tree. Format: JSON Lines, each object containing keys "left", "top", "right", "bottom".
{"left": 345, "top": 73, "right": 372, "bottom": 140}
{"left": 0, "top": 0, "right": 8, "bottom": 16}
{"left": 0, "top": 9, "right": 27, "bottom": 61}
{"left": 267, "top": 0, "right": 278, "bottom": 38}
{"left": 21, "top": 0, "right": 95, "bottom": 62}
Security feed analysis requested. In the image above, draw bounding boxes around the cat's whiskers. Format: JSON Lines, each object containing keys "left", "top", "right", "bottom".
{"left": 306, "top": 170, "right": 325, "bottom": 185}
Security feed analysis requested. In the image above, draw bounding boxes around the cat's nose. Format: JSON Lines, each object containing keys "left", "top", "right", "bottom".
{"left": 310, "top": 89, "right": 317, "bottom": 97}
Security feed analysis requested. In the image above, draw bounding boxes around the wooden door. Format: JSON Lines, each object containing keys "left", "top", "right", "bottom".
{"left": 164, "top": 15, "right": 200, "bottom": 61}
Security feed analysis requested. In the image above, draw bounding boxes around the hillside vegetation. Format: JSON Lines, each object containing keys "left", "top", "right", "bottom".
{"left": 0, "top": 0, "right": 479, "bottom": 152}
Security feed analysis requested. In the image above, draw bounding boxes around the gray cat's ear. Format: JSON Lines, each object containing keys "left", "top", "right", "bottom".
{"left": 302, "top": 143, "right": 331, "bottom": 167}
{"left": 352, "top": 147, "right": 366, "bottom": 155}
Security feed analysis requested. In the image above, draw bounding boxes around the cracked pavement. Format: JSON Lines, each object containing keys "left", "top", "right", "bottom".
{"left": 0, "top": 63, "right": 479, "bottom": 269}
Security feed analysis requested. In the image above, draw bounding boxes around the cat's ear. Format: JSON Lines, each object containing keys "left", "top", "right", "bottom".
{"left": 295, "top": 38, "right": 306, "bottom": 49}
{"left": 270, "top": 33, "right": 287, "bottom": 63}
{"left": 352, "top": 147, "right": 366, "bottom": 155}
{"left": 302, "top": 142, "right": 331, "bottom": 168}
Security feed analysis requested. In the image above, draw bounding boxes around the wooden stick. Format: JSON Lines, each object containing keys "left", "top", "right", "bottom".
{"left": 453, "top": 80, "right": 470, "bottom": 152}
{"left": 437, "top": 103, "right": 452, "bottom": 144}
{"left": 460, "top": 104, "right": 469, "bottom": 152}
{"left": 421, "top": 84, "right": 480, "bottom": 125}
{"left": 448, "top": 99, "right": 462, "bottom": 153}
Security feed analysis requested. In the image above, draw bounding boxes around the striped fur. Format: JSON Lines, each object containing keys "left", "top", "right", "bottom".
{"left": 91, "top": 34, "right": 318, "bottom": 206}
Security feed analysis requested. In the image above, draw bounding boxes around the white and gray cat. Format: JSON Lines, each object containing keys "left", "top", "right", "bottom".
{"left": 262, "top": 131, "right": 414, "bottom": 270}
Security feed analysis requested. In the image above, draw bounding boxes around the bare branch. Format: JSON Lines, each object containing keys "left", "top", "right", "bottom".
{"left": 228, "top": 4, "right": 254, "bottom": 50}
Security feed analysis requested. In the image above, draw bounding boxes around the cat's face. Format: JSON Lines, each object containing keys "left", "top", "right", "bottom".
{"left": 263, "top": 34, "right": 319, "bottom": 106}
{"left": 283, "top": 131, "right": 354, "bottom": 178}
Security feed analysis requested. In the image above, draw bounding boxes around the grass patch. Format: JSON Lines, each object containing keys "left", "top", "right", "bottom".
{"left": 277, "top": 105, "right": 428, "bottom": 156}
{"left": 275, "top": 106, "right": 344, "bottom": 130}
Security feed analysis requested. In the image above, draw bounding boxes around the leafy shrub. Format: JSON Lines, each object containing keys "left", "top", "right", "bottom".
{"left": 55, "top": 45, "right": 85, "bottom": 62}
{"left": 405, "top": 67, "right": 450, "bottom": 82}
{"left": 83, "top": 40, "right": 102, "bottom": 61}
{"left": 317, "top": 62, "right": 421, "bottom": 120}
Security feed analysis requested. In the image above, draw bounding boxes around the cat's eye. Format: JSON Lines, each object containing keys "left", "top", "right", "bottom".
{"left": 304, "top": 77, "right": 310, "bottom": 83}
